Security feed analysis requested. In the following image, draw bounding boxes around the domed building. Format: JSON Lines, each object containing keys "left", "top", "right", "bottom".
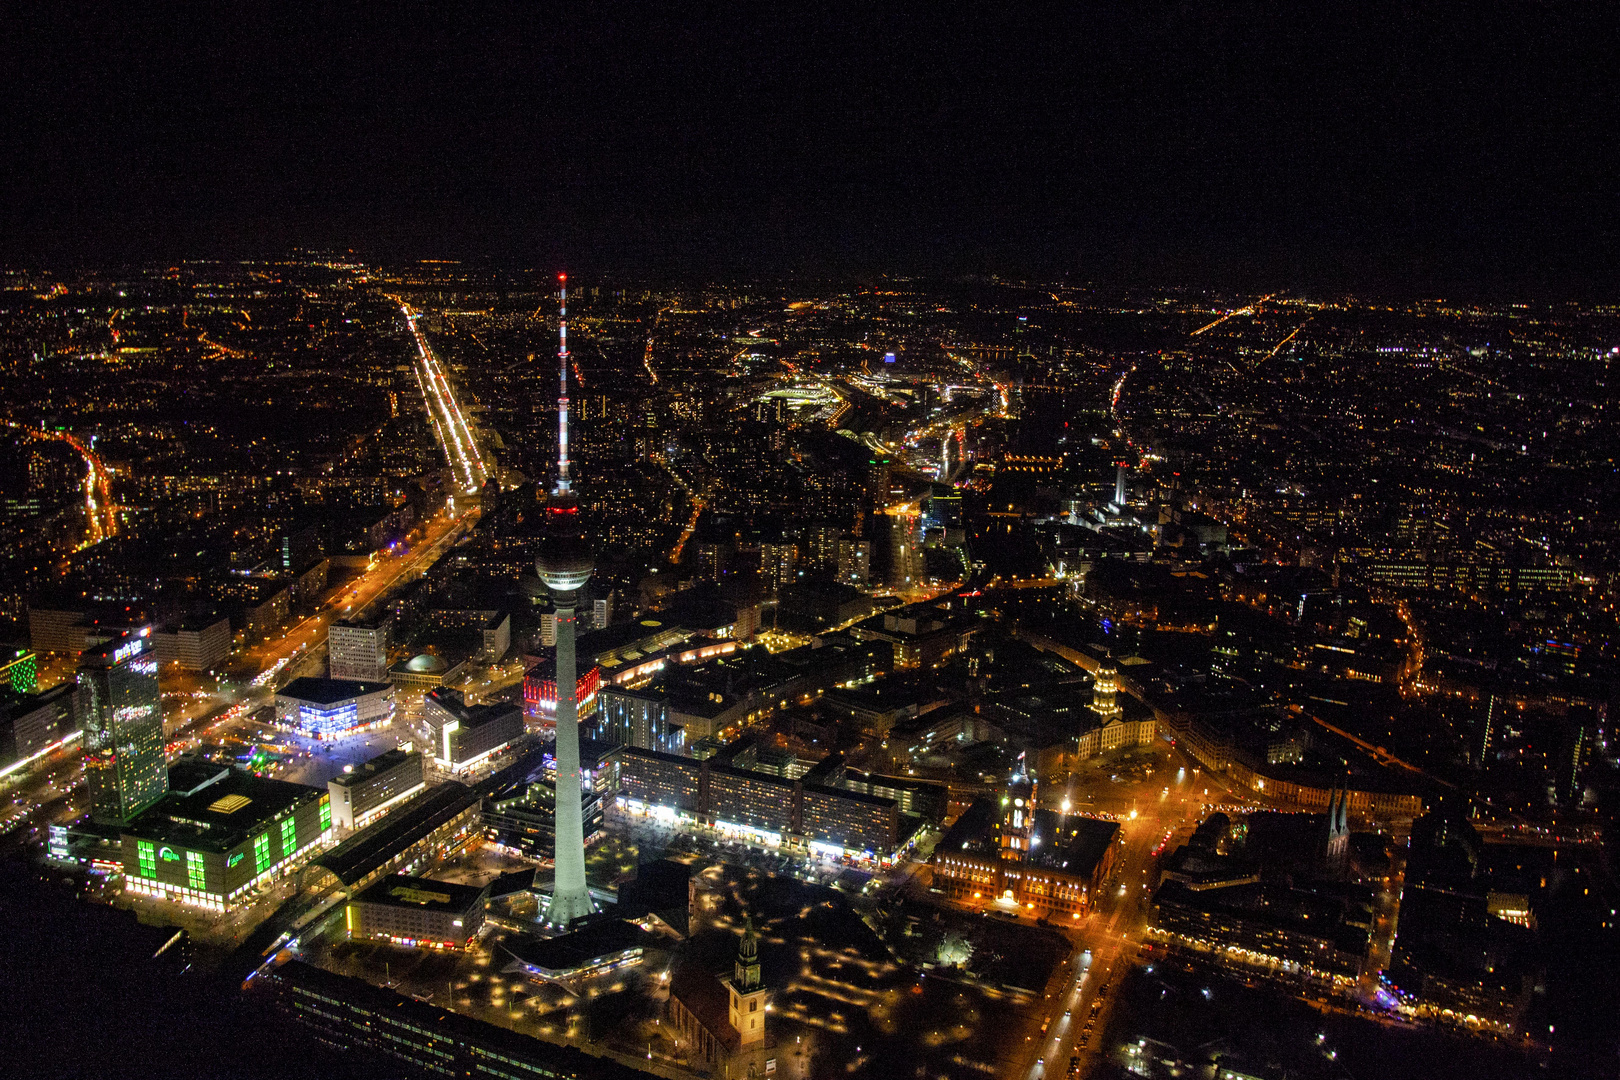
{"left": 406, "top": 654, "right": 446, "bottom": 675}
{"left": 390, "top": 649, "right": 469, "bottom": 690}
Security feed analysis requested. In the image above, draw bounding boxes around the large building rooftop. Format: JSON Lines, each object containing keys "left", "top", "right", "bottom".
{"left": 1027, "top": 811, "right": 1119, "bottom": 876}
{"left": 330, "top": 747, "right": 419, "bottom": 790}
{"left": 939, "top": 797, "right": 1119, "bottom": 879}
{"left": 124, "top": 762, "right": 322, "bottom": 853}
{"left": 354, "top": 873, "right": 488, "bottom": 915}
{"left": 279, "top": 676, "right": 392, "bottom": 705}
{"left": 310, "top": 780, "right": 480, "bottom": 887}
{"left": 503, "top": 919, "right": 655, "bottom": 979}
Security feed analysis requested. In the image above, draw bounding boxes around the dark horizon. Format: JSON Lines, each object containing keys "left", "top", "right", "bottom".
{"left": 4, "top": 5, "right": 1618, "bottom": 294}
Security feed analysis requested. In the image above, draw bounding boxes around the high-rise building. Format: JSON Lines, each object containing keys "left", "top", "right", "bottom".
{"left": 535, "top": 273, "right": 597, "bottom": 927}
{"left": 804, "top": 524, "right": 843, "bottom": 574}
{"left": 1477, "top": 691, "right": 1502, "bottom": 767}
{"left": 866, "top": 458, "right": 893, "bottom": 514}
{"left": 78, "top": 632, "right": 166, "bottom": 824}
{"left": 1557, "top": 712, "right": 1590, "bottom": 805}
{"left": 0, "top": 679, "right": 78, "bottom": 777}
{"left": 695, "top": 542, "right": 724, "bottom": 583}
{"left": 752, "top": 396, "right": 785, "bottom": 424}
{"left": 278, "top": 524, "right": 322, "bottom": 572}
{"left": 886, "top": 515, "right": 919, "bottom": 591}
{"left": 329, "top": 617, "right": 391, "bottom": 682}
{"left": 837, "top": 538, "right": 871, "bottom": 587}
{"left": 926, "top": 489, "right": 965, "bottom": 545}
{"left": 585, "top": 581, "right": 613, "bottom": 632}
{"left": 758, "top": 542, "right": 797, "bottom": 597}
{"left": 597, "top": 685, "right": 686, "bottom": 754}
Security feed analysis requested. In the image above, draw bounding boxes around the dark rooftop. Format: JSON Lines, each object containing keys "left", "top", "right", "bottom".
{"left": 355, "top": 873, "right": 489, "bottom": 914}
{"left": 268, "top": 960, "right": 650, "bottom": 1079}
{"left": 936, "top": 796, "right": 1118, "bottom": 878}
{"left": 504, "top": 920, "right": 656, "bottom": 977}
{"left": 310, "top": 780, "right": 480, "bottom": 887}
{"left": 329, "top": 747, "right": 421, "bottom": 790}
{"left": 667, "top": 958, "right": 740, "bottom": 1053}
{"left": 425, "top": 687, "right": 522, "bottom": 732}
{"left": 486, "top": 867, "right": 536, "bottom": 898}
{"left": 278, "top": 676, "right": 393, "bottom": 705}
{"left": 1028, "top": 810, "right": 1119, "bottom": 876}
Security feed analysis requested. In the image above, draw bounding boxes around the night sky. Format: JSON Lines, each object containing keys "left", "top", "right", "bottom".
{"left": 3, "top": 3, "right": 1617, "bottom": 289}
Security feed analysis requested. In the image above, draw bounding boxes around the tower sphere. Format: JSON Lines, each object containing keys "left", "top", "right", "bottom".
{"left": 535, "top": 493, "right": 595, "bottom": 596}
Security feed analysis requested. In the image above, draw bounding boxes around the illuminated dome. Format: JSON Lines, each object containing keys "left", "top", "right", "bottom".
{"left": 406, "top": 653, "right": 448, "bottom": 674}
{"left": 535, "top": 492, "right": 595, "bottom": 597}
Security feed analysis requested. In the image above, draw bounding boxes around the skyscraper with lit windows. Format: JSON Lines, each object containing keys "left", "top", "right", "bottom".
{"left": 79, "top": 632, "right": 166, "bottom": 824}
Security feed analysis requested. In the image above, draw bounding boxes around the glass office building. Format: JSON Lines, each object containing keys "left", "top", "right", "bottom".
{"left": 79, "top": 632, "right": 166, "bottom": 824}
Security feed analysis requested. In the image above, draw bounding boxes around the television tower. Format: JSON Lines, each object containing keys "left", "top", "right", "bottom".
{"left": 535, "top": 273, "right": 596, "bottom": 926}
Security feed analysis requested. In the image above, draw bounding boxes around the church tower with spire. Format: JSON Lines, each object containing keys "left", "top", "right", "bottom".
{"left": 1323, "top": 788, "right": 1350, "bottom": 876}
{"left": 725, "top": 918, "right": 768, "bottom": 1048}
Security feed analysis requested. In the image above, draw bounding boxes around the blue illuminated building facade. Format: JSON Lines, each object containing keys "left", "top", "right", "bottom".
{"left": 275, "top": 677, "right": 395, "bottom": 740}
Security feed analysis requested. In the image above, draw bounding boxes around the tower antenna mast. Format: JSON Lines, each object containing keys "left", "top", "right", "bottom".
{"left": 557, "top": 272, "right": 571, "bottom": 494}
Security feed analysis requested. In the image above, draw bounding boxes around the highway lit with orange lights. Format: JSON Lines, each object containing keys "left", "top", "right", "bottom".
{"left": 1189, "top": 293, "right": 1276, "bottom": 336}
{"left": 1, "top": 420, "right": 118, "bottom": 548}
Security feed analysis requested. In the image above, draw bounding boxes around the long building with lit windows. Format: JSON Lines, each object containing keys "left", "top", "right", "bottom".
{"left": 0, "top": 680, "right": 78, "bottom": 779}
{"left": 617, "top": 746, "right": 914, "bottom": 861}
{"left": 120, "top": 761, "right": 331, "bottom": 912}
{"left": 265, "top": 959, "right": 650, "bottom": 1080}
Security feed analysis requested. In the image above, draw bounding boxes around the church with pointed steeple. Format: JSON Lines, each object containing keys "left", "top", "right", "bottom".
{"left": 725, "top": 918, "right": 769, "bottom": 1047}
{"left": 667, "top": 916, "right": 777, "bottom": 1069}
{"left": 1323, "top": 787, "right": 1349, "bottom": 876}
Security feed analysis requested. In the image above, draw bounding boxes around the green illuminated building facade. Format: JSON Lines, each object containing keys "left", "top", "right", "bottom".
{"left": 121, "top": 761, "right": 331, "bottom": 911}
{"left": 1, "top": 648, "right": 38, "bottom": 693}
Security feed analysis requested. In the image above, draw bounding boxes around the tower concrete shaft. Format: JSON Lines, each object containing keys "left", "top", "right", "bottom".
{"left": 544, "top": 592, "right": 595, "bottom": 924}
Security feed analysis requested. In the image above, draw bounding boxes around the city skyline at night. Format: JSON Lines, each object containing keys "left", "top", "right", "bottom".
{"left": 2, "top": 7, "right": 1619, "bottom": 1080}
